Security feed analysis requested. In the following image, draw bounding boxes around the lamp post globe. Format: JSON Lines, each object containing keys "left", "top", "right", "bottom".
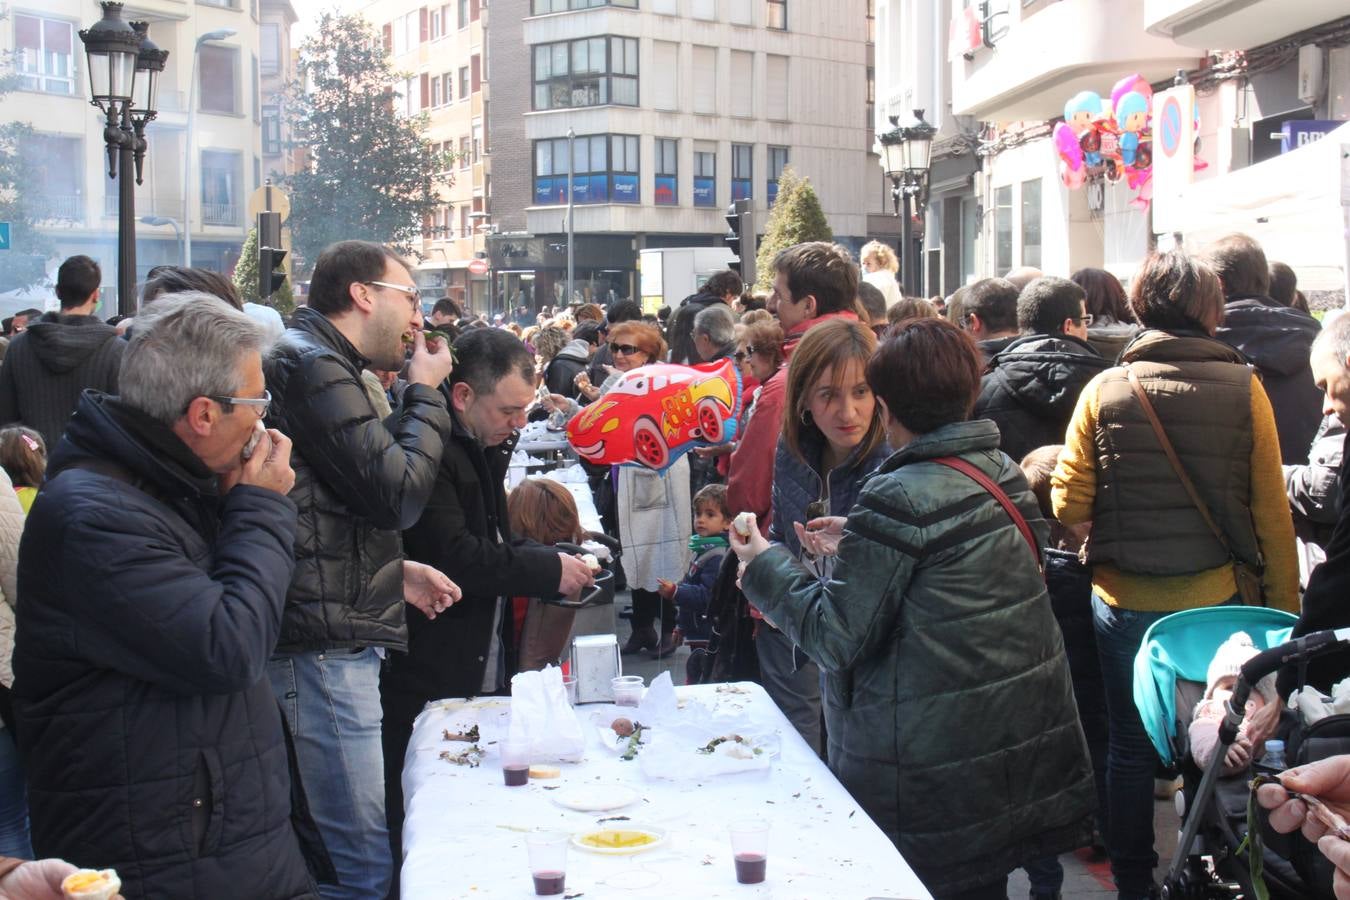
{"left": 79, "top": 2, "right": 140, "bottom": 113}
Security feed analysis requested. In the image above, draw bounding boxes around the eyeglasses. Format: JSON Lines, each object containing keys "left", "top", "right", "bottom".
{"left": 609, "top": 343, "right": 643, "bottom": 357}
{"left": 733, "top": 351, "right": 748, "bottom": 362}
{"left": 364, "top": 281, "right": 422, "bottom": 308}
{"left": 209, "top": 389, "right": 272, "bottom": 417}
{"left": 1077, "top": 314, "right": 1095, "bottom": 326}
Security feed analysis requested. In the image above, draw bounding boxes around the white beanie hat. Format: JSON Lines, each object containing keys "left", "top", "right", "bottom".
{"left": 1206, "top": 631, "right": 1276, "bottom": 703}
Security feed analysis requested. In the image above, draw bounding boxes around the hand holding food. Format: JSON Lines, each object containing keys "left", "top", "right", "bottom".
{"left": 61, "top": 868, "right": 121, "bottom": 900}
{"left": 1258, "top": 756, "right": 1350, "bottom": 843}
{"left": 729, "top": 512, "right": 770, "bottom": 562}
{"left": 557, "top": 553, "right": 595, "bottom": 596}
{"left": 406, "top": 329, "right": 455, "bottom": 388}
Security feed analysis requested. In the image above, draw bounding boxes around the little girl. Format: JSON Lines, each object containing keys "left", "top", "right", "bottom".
{"left": 506, "top": 477, "right": 586, "bottom": 671}
{"left": 0, "top": 427, "right": 45, "bottom": 513}
{"left": 1189, "top": 632, "right": 1278, "bottom": 775}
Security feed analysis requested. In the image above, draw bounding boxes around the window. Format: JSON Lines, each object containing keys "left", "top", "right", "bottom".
{"left": 767, "top": 0, "right": 787, "bottom": 29}
{"left": 391, "top": 10, "right": 418, "bottom": 54}
{"left": 442, "top": 72, "right": 454, "bottom": 104}
{"left": 458, "top": 66, "right": 469, "bottom": 99}
{"left": 530, "top": 0, "right": 637, "bottom": 13}
{"left": 15, "top": 15, "right": 76, "bottom": 96}
{"left": 1021, "top": 178, "right": 1042, "bottom": 269}
{"left": 865, "top": 66, "right": 875, "bottom": 128}
{"left": 430, "top": 76, "right": 442, "bottom": 107}
{"left": 732, "top": 143, "right": 752, "bottom": 201}
{"left": 730, "top": 51, "right": 753, "bottom": 117}
{"left": 251, "top": 54, "right": 260, "bottom": 123}
{"left": 767, "top": 146, "right": 788, "bottom": 205}
{"left": 651, "top": 41, "right": 677, "bottom": 110}
{"left": 430, "top": 7, "right": 442, "bottom": 39}
{"left": 692, "top": 46, "right": 716, "bottom": 114}
{"left": 396, "top": 76, "right": 418, "bottom": 116}
{"left": 730, "top": 0, "right": 753, "bottom": 23}
{"left": 693, "top": 146, "right": 716, "bottom": 207}
{"left": 201, "top": 150, "right": 242, "bottom": 225}
{"left": 459, "top": 136, "right": 471, "bottom": 168}
{"left": 460, "top": 205, "right": 470, "bottom": 238}
{"left": 260, "top": 23, "right": 281, "bottom": 75}
{"left": 692, "top": 0, "right": 715, "bottom": 18}
{"left": 652, "top": 0, "right": 676, "bottom": 13}
{"left": 199, "top": 45, "right": 239, "bottom": 114}
{"left": 22, "top": 134, "right": 82, "bottom": 221}
{"left": 531, "top": 36, "right": 637, "bottom": 110}
{"left": 472, "top": 122, "right": 482, "bottom": 163}
{"left": 197, "top": 0, "right": 239, "bottom": 8}
{"left": 766, "top": 54, "right": 788, "bottom": 120}
{"left": 866, "top": 0, "right": 875, "bottom": 42}
{"left": 655, "top": 139, "right": 678, "bottom": 206}
{"left": 262, "top": 105, "right": 282, "bottom": 155}
{"left": 995, "top": 185, "right": 1013, "bottom": 274}
{"left": 459, "top": 0, "right": 470, "bottom": 28}
{"left": 532, "top": 133, "right": 638, "bottom": 205}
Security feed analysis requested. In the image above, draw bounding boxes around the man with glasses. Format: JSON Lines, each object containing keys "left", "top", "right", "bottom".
{"left": 264, "top": 240, "right": 460, "bottom": 899}
{"left": 13, "top": 294, "right": 325, "bottom": 899}
{"left": 973, "top": 275, "right": 1108, "bottom": 463}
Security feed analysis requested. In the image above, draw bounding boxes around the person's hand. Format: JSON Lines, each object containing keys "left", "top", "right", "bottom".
{"left": 1224, "top": 734, "right": 1253, "bottom": 771}
{"left": 692, "top": 443, "right": 733, "bottom": 459}
{"left": 793, "top": 516, "right": 847, "bottom": 558}
{"left": 573, "top": 372, "right": 592, "bottom": 391}
{"left": 729, "top": 514, "right": 770, "bottom": 563}
{"left": 403, "top": 560, "right": 462, "bottom": 620}
{"left": 406, "top": 330, "right": 455, "bottom": 388}
{"left": 1245, "top": 695, "right": 1283, "bottom": 745}
{"left": 223, "top": 428, "right": 295, "bottom": 496}
{"left": 657, "top": 578, "right": 676, "bottom": 600}
{"left": 1258, "top": 755, "right": 1350, "bottom": 842}
{"left": 558, "top": 553, "right": 595, "bottom": 596}
{"left": 0, "top": 858, "right": 126, "bottom": 900}
{"left": 602, "top": 365, "right": 619, "bottom": 377}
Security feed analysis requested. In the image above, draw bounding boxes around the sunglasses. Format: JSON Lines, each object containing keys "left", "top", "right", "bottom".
{"left": 609, "top": 343, "right": 643, "bottom": 356}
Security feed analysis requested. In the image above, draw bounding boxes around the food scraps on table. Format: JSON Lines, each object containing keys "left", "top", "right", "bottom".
{"left": 443, "top": 725, "right": 480, "bottom": 743}
{"left": 610, "top": 718, "right": 648, "bottom": 760}
{"left": 529, "top": 765, "right": 561, "bottom": 779}
{"left": 697, "top": 734, "right": 762, "bottom": 758}
{"left": 439, "top": 745, "right": 485, "bottom": 767}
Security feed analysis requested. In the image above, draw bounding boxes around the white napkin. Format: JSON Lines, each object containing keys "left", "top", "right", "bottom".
{"left": 636, "top": 671, "right": 680, "bottom": 723}
{"left": 508, "top": 665, "right": 586, "bottom": 762}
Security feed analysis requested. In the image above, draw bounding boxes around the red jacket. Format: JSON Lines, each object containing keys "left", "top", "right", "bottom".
{"left": 726, "top": 311, "right": 858, "bottom": 533}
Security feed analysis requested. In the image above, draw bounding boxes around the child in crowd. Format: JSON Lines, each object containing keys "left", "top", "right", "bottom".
{"left": 0, "top": 427, "right": 45, "bottom": 513}
{"left": 506, "top": 478, "right": 585, "bottom": 671}
{"left": 1189, "top": 631, "right": 1277, "bottom": 775}
{"left": 659, "top": 484, "right": 731, "bottom": 651}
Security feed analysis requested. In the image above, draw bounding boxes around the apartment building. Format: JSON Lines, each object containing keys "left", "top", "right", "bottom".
{"left": 2, "top": 0, "right": 276, "bottom": 308}
{"left": 485, "top": 0, "right": 878, "bottom": 313}
{"left": 260, "top": 0, "right": 299, "bottom": 182}
{"left": 878, "top": 0, "right": 1348, "bottom": 298}
{"left": 356, "top": 0, "right": 489, "bottom": 310}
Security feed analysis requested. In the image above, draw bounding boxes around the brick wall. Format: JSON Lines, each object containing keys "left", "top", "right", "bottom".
{"left": 486, "top": 0, "right": 530, "bottom": 233}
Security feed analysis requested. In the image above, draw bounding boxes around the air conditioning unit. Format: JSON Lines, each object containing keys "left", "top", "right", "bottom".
{"left": 1298, "top": 44, "right": 1325, "bottom": 106}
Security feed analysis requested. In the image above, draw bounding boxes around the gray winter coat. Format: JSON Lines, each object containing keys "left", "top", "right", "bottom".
{"left": 742, "top": 419, "right": 1095, "bottom": 895}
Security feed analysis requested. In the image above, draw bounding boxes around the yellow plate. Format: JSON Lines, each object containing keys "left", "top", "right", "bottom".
{"left": 571, "top": 826, "right": 667, "bottom": 855}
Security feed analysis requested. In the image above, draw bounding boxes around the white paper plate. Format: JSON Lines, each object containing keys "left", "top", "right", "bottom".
{"left": 571, "top": 825, "right": 667, "bottom": 855}
{"left": 550, "top": 784, "right": 641, "bottom": 813}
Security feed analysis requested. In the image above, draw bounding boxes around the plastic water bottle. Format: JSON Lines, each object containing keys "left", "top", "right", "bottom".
{"left": 1263, "top": 740, "right": 1287, "bottom": 770}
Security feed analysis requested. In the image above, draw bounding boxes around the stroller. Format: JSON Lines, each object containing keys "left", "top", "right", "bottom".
{"left": 1134, "top": 606, "right": 1350, "bottom": 899}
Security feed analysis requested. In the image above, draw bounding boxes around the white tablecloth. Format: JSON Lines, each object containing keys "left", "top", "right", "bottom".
{"left": 400, "top": 683, "right": 932, "bottom": 899}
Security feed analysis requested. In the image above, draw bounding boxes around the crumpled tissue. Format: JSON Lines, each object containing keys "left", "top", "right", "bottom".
{"left": 508, "top": 665, "right": 585, "bottom": 762}
{"left": 1289, "top": 676, "right": 1350, "bottom": 726}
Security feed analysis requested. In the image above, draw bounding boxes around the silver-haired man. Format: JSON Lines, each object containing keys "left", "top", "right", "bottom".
{"left": 12, "top": 293, "right": 326, "bottom": 899}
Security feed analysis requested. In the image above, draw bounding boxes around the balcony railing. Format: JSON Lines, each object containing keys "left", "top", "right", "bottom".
{"left": 105, "top": 193, "right": 186, "bottom": 218}
{"left": 202, "top": 202, "right": 239, "bottom": 226}
{"left": 35, "top": 194, "right": 83, "bottom": 222}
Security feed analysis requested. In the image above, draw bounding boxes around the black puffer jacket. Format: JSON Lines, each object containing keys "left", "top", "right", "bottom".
{"left": 0, "top": 312, "right": 124, "bottom": 450}
{"left": 974, "top": 333, "right": 1110, "bottom": 463}
{"left": 13, "top": 393, "right": 317, "bottom": 900}
{"left": 1216, "top": 295, "right": 1322, "bottom": 464}
{"left": 544, "top": 339, "right": 591, "bottom": 399}
{"left": 264, "top": 308, "right": 452, "bottom": 652}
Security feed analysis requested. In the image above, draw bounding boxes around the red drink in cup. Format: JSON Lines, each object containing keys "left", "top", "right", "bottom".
{"left": 526, "top": 832, "right": 569, "bottom": 896}
{"left": 734, "top": 853, "right": 767, "bottom": 884}
{"left": 532, "top": 872, "right": 565, "bottom": 895}
{"left": 501, "top": 739, "right": 529, "bottom": 788}
{"left": 729, "top": 820, "right": 770, "bottom": 885}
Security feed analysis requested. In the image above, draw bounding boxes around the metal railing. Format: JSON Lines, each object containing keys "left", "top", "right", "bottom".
{"left": 36, "top": 194, "right": 83, "bottom": 222}
{"left": 202, "top": 202, "right": 238, "bottom": 225}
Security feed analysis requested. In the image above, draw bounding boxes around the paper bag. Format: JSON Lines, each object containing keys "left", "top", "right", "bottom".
{"left": 508, "top": 665, "right": 586, "bottom": 762}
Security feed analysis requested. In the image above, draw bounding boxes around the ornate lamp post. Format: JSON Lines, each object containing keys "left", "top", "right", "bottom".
{"left": 877, "top": 108, "right": 937, "bottom": 297}
{"left": 79, "top": 3, "right": 167, "bottom": 315}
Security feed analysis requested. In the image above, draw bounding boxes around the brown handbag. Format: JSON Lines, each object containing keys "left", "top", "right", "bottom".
{"left": 1126, "top": 367, "right": 1265, "bottom": 606}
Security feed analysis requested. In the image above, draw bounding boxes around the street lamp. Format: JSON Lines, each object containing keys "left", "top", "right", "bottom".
{"left": 141, "top": 215, "right": 182, "bottom": 266}
{"left": 182, "top": 28, "right": 238, "bottom": 268}
{"left": 877, "top": 108, "right": 937, "bottom": 297}
{"left": 565, "top": 127, "right": 575, "bottom": 308}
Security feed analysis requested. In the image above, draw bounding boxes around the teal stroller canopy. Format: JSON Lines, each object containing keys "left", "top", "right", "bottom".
{"left": 1133, "top": 606, "right": 1297, "bottom": 767}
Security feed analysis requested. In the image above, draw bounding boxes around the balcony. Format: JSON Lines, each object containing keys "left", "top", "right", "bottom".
{"left": 1144, "top": 0, "right": 1347, "bottom": 49}
{"left": 35, "top": 194, "right": 83, "bottom": 222}
{"left": 202, "top": 202, "right": 239, "bottom": 226}
{"left": 951, "top": 0, "right": 1199, "bottom": 121}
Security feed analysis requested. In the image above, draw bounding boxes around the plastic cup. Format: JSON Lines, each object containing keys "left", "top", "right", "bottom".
{"left": 611, "top": 675, "right": 644, "bottom": 707}
{"left": 562, "top": 675, "right": 579, "bottom": 706}
{"left": 526, "top": 831, "right": 569, "bottom": 896}
{"left": 502, "top": 738, "right": 530, "bottom": 787}
{"left": 729, "top": 819, "right": 769, "bottom": 884}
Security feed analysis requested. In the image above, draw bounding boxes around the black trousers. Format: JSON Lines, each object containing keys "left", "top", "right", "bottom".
{"left": 630, "top": 588, "right": 675, "bottom": 635}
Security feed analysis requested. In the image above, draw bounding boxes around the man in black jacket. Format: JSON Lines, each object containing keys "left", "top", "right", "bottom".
{"left": 0, "top": 254, "right": 124, "bottom": 449}
{"left": 543, "top": 321, "right": 600, "bottom": 398}
{"left": 381, "top": 328, "right": 594, "bottom": 857}
{"left": 974, "top": 276, "right": 1110, "bottom": 462}
{"left": 1207, "top": 233, "right": 1323, "bottom": 464}
{"left": 14, "top": 294, "right": 323, "bottom": 899}
{"left": 264, "top": 240, "right": 459, "bottom": 900}
{"left": 959, "top": 277, "right": 1023, "bottom": 361}
{"left": 668, "top": 270, "right": 742, "bottom": 364}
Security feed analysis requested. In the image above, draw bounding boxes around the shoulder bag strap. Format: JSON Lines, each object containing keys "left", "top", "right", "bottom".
{"left": 933, "top": 455, "right": 1041, "bottom": 568}
{"left": 1125, "top": 366, "right": 1234, "bottom": 558}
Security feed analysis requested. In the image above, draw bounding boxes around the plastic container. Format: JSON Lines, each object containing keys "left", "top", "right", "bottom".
{"left": 611, "top": 675, "right": 644, "bottom": 707}
{"left": 1263, "top": 739, "right": 1287, "bottom": 770}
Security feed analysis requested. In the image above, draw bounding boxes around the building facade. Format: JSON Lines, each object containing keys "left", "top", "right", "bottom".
{"left": 485, "top": 0, "right": 880, "bottom": 315}
{"left": 2, "top": 0, "right": 277, "bottom": 309}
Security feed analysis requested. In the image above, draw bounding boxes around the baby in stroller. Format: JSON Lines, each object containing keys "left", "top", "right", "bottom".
{"left": 1189, "top": 632, "right": 1278, "bottom": 776}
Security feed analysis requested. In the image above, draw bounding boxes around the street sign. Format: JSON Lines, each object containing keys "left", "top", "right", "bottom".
{"left": 1151, "top": 84, "right": 1195, "bottom": 235}
{"left": 468, "top": 258, "right": 489, "bottom": 276}
{"left": 0, "top": 223, "right": 10, "bottom": 251}
{"left": 247, "top": 184, "right": 291, "bottom": 224}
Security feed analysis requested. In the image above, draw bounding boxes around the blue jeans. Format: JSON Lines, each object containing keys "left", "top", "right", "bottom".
{"left": 1093, "top": 596, "right": 1167, "bottom": 899}
{"left": 1023, "top": 854, "right": 1063, "bottom": 895}
{"left": 269, "top": 649, "right": 389, "bottom": 900}
{"left": 0, "top": 726, "right": 30, "bottom": 859}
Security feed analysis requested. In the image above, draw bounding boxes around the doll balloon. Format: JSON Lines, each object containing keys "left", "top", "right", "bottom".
{"left": 1115, "top": 91, "right": 1150, "bottom": 167}
{"left": 1111, "top": 73, "right": 1152, "bottom": 111}
{"left": 1063, "top": 91, "right": 1103, "bottom": 135}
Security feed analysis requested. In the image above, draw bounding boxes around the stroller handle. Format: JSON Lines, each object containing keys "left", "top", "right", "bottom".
{"left": 1221, "top": 627, "right": 1350, "bottom": 743}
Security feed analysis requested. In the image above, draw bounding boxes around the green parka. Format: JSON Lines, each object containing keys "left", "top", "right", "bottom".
{"left": 742, "top": 419, "right": 1095, "bottom": 895}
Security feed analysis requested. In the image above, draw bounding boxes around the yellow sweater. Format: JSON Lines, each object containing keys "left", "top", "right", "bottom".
{"left": 1051, "top": 372, "right": 1298, "bottom": 613}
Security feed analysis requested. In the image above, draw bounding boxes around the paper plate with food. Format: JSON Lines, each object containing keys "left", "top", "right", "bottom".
{"left": 571, "top": 824, "right": 667, "bottom": 855}
{"left": 594, "top": 714, "right": 653, "bottom": 761}
{"left": 636, "top": 729, "right": 775, "bottom": 780}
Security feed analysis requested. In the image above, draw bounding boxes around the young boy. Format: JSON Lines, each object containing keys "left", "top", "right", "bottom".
{"left": 659, "top": 484, "right": 731, "bottom": 649}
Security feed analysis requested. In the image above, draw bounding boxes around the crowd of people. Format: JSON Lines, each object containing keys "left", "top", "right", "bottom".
{"left": 0, "top": 229, "right": 1345, "bottom": 900}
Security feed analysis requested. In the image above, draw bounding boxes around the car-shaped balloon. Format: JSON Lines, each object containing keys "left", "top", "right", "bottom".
{"left": 566, "top": 359, "right": 742, "bottom": 472}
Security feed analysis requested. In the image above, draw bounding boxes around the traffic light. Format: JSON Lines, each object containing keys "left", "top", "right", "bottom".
{"left": 723, "top": 199, "right": 756, "bottom": 285}
{"left": 257, "top": 210, "right": 287, "bottom": 300}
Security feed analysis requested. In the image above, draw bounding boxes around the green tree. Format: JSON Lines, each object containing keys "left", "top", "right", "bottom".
{"left": 282, "top": 12, "right": 452, "bottom": 274}
{"left": 0, "top": 17, "right": 54, "bottom": 293}
{"left": 752, "top": 166, "right": 832, "bottom": 292}
{"left": 233, "top": 225, "right": 296, "bottom": 315}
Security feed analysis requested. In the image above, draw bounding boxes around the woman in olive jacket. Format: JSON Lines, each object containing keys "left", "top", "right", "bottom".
{"left": 733, "top": 318, "right": 1094, "bottom": 899}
